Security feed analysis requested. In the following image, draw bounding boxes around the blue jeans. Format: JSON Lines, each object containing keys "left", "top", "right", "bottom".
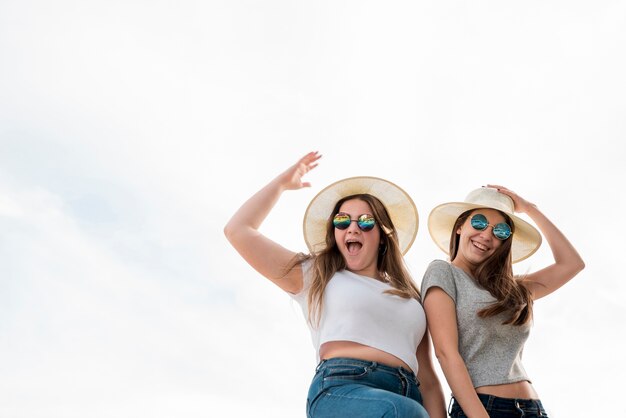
{"left": 449, "top": 394, "right": 548, "bottom": 418}
{"left": 307, "top": 358, "right": 429, "bottom": 418}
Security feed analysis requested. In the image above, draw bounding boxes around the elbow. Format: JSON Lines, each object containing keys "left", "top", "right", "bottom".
{"left": 224, "top": 221, "right": 252, "bottom": 248}
{"left": 433, "top": 345, "right": 454, "bottom": 368}
{"left": 570, "top": 254, "right": 586, "bottom": 275}
{"left": 576, "top": 258, "right": 586, "bottom": 275}
{"left": 562, "top": 257, "right": 585, "bottom": 283}
{"left": 223, "top": 221, "right": 237, "bottom": 243}
{"left": 432, "top": 342, "right": 465, "bottom": 374}
{"left": 558, "top": 254, "right": 585, "bottom": 278}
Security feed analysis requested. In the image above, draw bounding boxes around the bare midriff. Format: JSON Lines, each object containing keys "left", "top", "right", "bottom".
{"left": 319, "top": 340, "right": 412, "bottom": 372}
{"left": 476, "top": 380, "right": 539, "bottom": 399}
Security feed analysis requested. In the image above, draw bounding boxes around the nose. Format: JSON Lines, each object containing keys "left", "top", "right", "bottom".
{"left": 477, "top": 226, "right": 494, "bottom": 240}
{"left": 346, "top": 220, "right": 361, "bottom": 233}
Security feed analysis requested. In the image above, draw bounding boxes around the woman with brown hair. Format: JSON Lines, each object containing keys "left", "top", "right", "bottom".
{"left": 224, "top": 151, "right": 445, "bottom": 417}
{"left": 421, "top": 185, "right": 585, "bottom": 417}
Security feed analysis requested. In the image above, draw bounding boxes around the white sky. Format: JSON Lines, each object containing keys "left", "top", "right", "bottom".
{"left": 1, "top": 1, "right": 624, "bottom": 417}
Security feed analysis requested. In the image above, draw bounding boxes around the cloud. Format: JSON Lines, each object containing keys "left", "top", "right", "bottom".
{"left": 1, "top": 1, "right": 625, "bottom": 417}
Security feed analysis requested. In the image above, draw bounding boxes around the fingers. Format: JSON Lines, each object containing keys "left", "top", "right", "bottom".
{"left": 487, "top": 184, "right": 534, "bottom": 213}
{"left": 282, "top": 152, "right": 321, "bottom": 190}
{"left": 487, "top": 184, "right": 520, "bottom": 204}
{"left": 301, "top": 151, "right": 322, "bottom": 164}
{"left": 298, "top": 151, "right": 322, "bottom": 176}
{"left": 487, "top": 184, "right": 516, "bottom": 198}
{"left": 486, "top": 184, "right": 510, "bottom": 192}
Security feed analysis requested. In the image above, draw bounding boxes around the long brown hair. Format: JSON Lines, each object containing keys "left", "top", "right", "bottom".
{"left": 450, "top": 209, "right": 533, "bottom": 326}
{"left": 296, "top": 194, "right": 420, "bottom": 326}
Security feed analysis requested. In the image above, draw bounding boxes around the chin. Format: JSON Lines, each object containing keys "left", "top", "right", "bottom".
{"left": 472, "top": 254, "right": 494, "bottom": 266}
{"left": 346, "top": 262, "right": 363, "bottom": 271}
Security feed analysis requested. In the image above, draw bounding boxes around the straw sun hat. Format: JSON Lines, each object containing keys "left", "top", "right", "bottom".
{"left": 428, "top": 187, "right": 542, "bottom": 263}
{"left": 303, "top": 176, "right": 418, "bottom": 255}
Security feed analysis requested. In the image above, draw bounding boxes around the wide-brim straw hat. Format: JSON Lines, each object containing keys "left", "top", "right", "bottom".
{"left": 303, "top": 176, "right": 418, "bottom": 255}
{"left": 428, "top": 187, "right": 542, "bottom": 263}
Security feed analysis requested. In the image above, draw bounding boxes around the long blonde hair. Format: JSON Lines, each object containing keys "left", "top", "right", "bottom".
{"left": 294, "top": 194, "right": 420, "bottom": 326}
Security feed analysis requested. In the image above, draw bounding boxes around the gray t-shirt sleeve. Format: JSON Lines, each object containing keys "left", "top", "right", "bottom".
{"left": 421, "top": 259, "right": 457, "bottom": 303}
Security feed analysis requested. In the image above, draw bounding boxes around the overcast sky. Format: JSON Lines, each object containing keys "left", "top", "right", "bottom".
{"left": 1, "top": 1, "right": 625, "bottom": 417}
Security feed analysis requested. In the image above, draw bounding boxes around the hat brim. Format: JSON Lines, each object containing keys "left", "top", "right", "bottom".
{"left": 303, "top": 176, "right": 418, "bottom": 255}
{"left": 428, "top": 202, "right": 542, "bottom": 263}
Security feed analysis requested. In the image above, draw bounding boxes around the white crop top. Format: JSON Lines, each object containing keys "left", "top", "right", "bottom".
{"left": 290, "top": 261, "right": 426, "bottom": 375}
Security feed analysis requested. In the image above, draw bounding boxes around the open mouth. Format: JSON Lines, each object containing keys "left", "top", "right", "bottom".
{"left": 346, "top": 240, "right": 363, "bottom": 255}
{"left": 471, "top": 240, "right": 489, "bottom": 252}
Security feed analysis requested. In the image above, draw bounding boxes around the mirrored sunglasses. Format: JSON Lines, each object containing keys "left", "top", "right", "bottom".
{"left": 333, "top": 213, "right": 376, "bottom": 231}
{"left": 470, "top": 213, "right": 512, "bottom": 240}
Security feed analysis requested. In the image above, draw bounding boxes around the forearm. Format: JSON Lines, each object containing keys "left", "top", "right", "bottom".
{"left": 489, "top": 184, "right": 584, "bottom": 273}
{"left": 525, "top": 205, "right": 585, "bottom": 271}
{"left": 223, "top": 152, "right": 319, "bottom": 288}
{"left": 224, "top": 175, "right": 286, "bottom": 239}
{"left": 438, "top": 354, "right": 488, "bottom": 418}
{"left": 419, "top": 380, "right": 446, "bottom": 418}
{"left": 416, "top": 339, "right": 447, "bottom": 417}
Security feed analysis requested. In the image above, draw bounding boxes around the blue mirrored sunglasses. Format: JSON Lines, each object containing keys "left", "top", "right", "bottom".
{"left": 333, "top": 213, "right": 376, "bottom": 231}
{"left": 470, "top": 213, "right": 512, "bottom": 240}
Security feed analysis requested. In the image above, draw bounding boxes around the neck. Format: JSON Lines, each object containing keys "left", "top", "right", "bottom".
{"left": 451, "top": 258, "right": 476, "bottom": 277}
{"left": 348, "top": 268, "right": 384, "bottom": 282}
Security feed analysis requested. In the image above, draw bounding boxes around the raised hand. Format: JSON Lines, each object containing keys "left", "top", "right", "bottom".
{"left": 224, "top": 151, "right": 323, "bottom": 292}
{"left": 486, "top": 184, "right": 584, "bottom": 299}
{"left": 279, "top": 151, "right": 322, "bottom": 191}
{"left": 487, "top": 184, "right": 535, "bottom": 214}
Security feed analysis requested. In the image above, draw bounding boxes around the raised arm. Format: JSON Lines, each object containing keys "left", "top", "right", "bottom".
{"left": 224, "top": 151, "right": 321, "bottom": 293}
{"left": 423, "top": 288, "right": 490, "bottom": 418}
{"left": 488, "top": 185, "right": 585, "bottom": 300}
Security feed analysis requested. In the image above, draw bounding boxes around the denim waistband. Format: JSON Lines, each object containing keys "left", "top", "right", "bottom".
{"left": 476, "top": 393, "right": 544, "bottom": 411}
{"left": 316, "top": 357, "right": 417, "bottom": 382}
{"left": 451, "top": 393, "right": 546, "bottom": 417}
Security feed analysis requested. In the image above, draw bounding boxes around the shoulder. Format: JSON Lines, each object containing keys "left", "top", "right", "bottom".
{"left": 421, "top": 259, "right": 458, "bottom": 301}
{"left": 424, "top": 259, "right": 453, "bottom": 276}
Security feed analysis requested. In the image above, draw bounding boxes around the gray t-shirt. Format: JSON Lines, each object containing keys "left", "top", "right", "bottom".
{"left": 421, "top": 259, "right": 531, "bottom": 388}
